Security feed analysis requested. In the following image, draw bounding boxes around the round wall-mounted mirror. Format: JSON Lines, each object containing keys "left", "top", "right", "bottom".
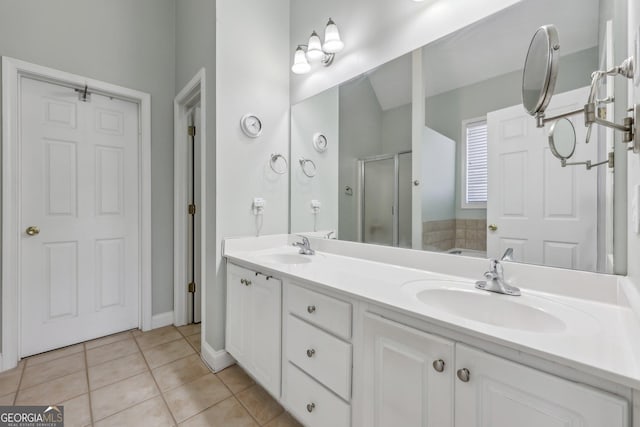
{"left": 548, "top": 118, "right": 576, "bottom": 160}
{"left": 522, "top": 25, "right": 560, "bottom": 117}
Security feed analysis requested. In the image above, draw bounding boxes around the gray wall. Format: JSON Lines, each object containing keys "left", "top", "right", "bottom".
{"left": 175, "top": 0, "right": 218, "bottom": 347}
{"left": 425, "top": 47, "right": 599, "bottom": 220}
{"left": 0, "top": 0, "right": 177, "bottom": 338}
{"left": 382, "top": 103, "right": 412, "bottom": 154}
{"left": 338, "top": 76, "right": 383, "bottom": 242}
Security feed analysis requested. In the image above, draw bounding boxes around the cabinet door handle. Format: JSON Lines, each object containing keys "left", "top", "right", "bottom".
{"left": 244, "top": 280, "right": 252, "bottom": 286}
{"left": 457, "top": 368, "right": 470, "bottom": 382}
{"left": 307, "top": 305, "right": 316, "bottom": 314}
{"left": 306, "top": 348, "right": 316, "bottom": 358}
{"left": 240, "top": 279, "right": 246, "bottom": 285}
{"left": 432, "top": 359, "right": 445, "bottom": 372}
{"left": 306, "top": 403, "right": 316, "bottom": 413}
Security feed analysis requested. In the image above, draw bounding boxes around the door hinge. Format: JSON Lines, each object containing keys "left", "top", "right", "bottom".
{"left": 188, "top": 126, "right": 196, "bottom": 136}
{"left": 188, "top": 204, "right": 196, "bottom": 215}
{"left": 188, "top": 282, "right": 196, "bottom": 293}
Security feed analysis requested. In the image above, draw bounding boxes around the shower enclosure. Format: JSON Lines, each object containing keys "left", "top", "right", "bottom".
{"left": 358, "top": 151, "right": 412, "bottom": 248}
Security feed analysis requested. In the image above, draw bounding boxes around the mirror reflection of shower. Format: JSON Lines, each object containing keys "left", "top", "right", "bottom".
{"left": 358, "top": 152, "right": 412, "bottom": 248}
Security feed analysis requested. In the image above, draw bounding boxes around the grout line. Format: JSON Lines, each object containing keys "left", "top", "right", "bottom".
{"left": 82, "top": 343, "right": 96, "bottom": 425}
{"left": 12, "top": 359, "right": 27, "bottom": 405}
{"left": 132, "top": 327, "right": 179, "bottom": 426}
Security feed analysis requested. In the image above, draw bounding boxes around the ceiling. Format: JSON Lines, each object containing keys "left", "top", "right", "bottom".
{"left": 366, "top": 0, "right": 600, "bottom": 111}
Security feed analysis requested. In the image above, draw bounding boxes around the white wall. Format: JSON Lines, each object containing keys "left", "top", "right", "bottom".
{"left": 175, "top": 0, "right": 217, "bottom": 346}
{"left": 0, "top": 0, "right": 176, "bottom": 324}
{"left": 215, "top": 0, "right": 290, "bottom": 350}
{"left": 627, "top": 0, "right": 640, "bottom": 283}
{"left": 290, "top": 0, "right": 521, "bottom": 104}
{"left": 291, "top": 87, "right": 339, "bottom": 234}
{"left": 381, "top": 104, "right": 412, "bottom": 154}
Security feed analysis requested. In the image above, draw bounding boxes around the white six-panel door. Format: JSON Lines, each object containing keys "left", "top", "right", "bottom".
{"left": 20, "top": 77, "right": 140, "bottom": 357}
{"left": 486, "top": 87, "right": 598, "bottom": 270}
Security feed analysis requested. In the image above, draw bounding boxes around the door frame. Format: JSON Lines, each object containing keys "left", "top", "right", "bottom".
{"left": 173, "top": 69, "right": 207, "bottom": 326}
{"left": 1, "top": 56, "right": 152, "bottom": 371}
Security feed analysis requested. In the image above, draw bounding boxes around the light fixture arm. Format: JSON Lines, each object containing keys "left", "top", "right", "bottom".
{"left": 296, "top": 44, "right": 335, "bottom": 67}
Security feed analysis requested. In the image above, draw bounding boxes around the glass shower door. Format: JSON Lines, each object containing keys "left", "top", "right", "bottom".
{"left": 398, "top": 152, "right": 412, "bottom": 248}
{"left": 362, "top": 158, "right": 395, "bottom": 246}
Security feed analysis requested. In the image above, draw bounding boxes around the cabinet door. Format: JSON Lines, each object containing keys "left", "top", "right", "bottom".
{"left": 225, "top": 263, "right": 250, "bottom": 363}
{"left": 248, "top": 275, "right": 282, "bottom": 397}
{"left": 362, "top": 312, "right": 454, "bottom": 427}
{"left": 454, "top": 344, "right": 629, "bottom": 427}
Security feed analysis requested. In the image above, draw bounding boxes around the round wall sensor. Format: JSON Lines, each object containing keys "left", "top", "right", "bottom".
{"left": 240, "top": 114, "right": 263, "bottom": 138}
{"left": 312, "top": 133, "right": 328, "bottom": 152}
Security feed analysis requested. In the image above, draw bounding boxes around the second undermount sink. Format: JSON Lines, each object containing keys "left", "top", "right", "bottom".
{"left": 402, "top": 280, "right": 598, "bottom": 334}
{"left": 255, "top": 253, "right": 313, "bottom": 265}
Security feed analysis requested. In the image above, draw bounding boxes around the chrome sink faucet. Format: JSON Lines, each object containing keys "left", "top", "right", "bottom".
{"left": 475, "top": 248, "right": 521, "bottom": 296}
{"left": 293, "top": 236, "right": 315, "bottom": 255}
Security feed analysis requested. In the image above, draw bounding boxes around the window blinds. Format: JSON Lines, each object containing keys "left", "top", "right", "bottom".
{"left": 465, "top": 121, "right": 488, "bottom": 204}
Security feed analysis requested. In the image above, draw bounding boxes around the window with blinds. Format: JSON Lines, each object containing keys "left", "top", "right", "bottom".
{"left": 463, "top": 119, "right": 488, "bottom": 208}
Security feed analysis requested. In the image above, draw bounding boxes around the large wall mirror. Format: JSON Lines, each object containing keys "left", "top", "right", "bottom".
{"left": 290, "top": 0, "right": 627, "bottom": 274}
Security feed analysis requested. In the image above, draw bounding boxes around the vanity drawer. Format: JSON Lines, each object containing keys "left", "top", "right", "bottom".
{"left": 285, "top": 362, "right": 350, "bottom": 427}
{"left": 286, "top": 314, "right": 352, "bottom": 400}
{"left": 288, "top": 282, "right": 352, "bottom": 340}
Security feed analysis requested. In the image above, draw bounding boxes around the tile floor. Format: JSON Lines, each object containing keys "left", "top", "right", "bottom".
{"left": 0, "top": 325, "right": 301, "bottom": 427}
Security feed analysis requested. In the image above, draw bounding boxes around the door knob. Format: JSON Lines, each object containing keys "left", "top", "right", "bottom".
{"left": 457, "top": 368, "right": 471, "bottom": 382}
{"left": 488, "top": 224, "right": 498, "bottom": 232}
{"left": 25, "top": 226, "right": 40, "bottom": 236}
{"left": 432, "top": 359, "right": 445, "bottom": 373}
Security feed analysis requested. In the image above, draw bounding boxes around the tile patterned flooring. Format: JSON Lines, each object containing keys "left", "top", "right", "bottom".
{"left": 0, "top": 325, "right": 302, "bottom": 427}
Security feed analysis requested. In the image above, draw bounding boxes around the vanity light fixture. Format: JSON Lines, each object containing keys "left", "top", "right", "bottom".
{"left": 291, "top": 18, "right": 344, "bottom": 75}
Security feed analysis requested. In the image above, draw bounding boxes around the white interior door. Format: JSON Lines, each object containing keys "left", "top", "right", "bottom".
{"left": 20, "top": 77, "right": 140, "bottom": 357}
{"left": 487, "top": 87, "right": 598, "bottom": 271}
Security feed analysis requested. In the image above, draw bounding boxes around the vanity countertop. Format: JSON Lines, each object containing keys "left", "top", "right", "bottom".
{"left": 224, "top": 242, "right": 640, "bottom": 390}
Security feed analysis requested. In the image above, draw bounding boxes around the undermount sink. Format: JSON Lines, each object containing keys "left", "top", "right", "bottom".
{"left": 402, "top": 280, "right": 598, "bottom": 334}
{"left": 256, "top": 253, "right": 313, "bottom": 265}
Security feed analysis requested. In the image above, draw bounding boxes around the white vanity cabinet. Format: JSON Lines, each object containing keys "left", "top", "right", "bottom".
{"left": 362, "top": 312, "right": 455, "bottom": 427}
{"left": 226, "top": 263, "right": 282, "bottom": 397}
{"left": 360, "top": 313, "right": 629, "bottom": 427}
{"left": 282, "top": 282, "right": 353, "bottom": 427}
{"left": 454, "top": 344, "right": 629, "bottom": 427}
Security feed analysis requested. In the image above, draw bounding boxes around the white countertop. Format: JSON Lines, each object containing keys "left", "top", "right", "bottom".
{"left": 224, "top": 239, "right": 640, "bottom": 390}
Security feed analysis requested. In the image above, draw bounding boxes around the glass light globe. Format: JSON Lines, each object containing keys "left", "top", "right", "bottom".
{"left": 306, "top": 31, "right": 324, "bottom": 62}
{"left": 323, "top": 18, "right": 344, "bottom": 54}
{"left": 291, "top": 46, "right": 311, "bottom": 74}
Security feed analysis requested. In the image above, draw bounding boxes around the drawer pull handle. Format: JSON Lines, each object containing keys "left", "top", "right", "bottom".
{"left": 432, "top": 359, "right": 445, "bottom": 373}
{"left": 244, "top": 279, "right": 252, "bottom": 286}
{"left": 306, "top": 348, "right": 316, "bottom": 358}
{"left": 457, "top": 368, "right": 470, "bottom": 383}
{"left": 307, "top": 305, "right": 316, "bottom": 314}
{"left": 240, "top": 279, "right": 246, "bottom": 285}
{"left": 306, "top": 403, "right": 316, "bottom": 413}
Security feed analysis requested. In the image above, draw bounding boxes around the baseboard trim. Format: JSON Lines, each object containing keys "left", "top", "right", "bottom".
{"left": 151, "top": 311, "right": 174, "bottom": 329}
{"left": 201, "top": 341, "right": 235, "bottom": 373}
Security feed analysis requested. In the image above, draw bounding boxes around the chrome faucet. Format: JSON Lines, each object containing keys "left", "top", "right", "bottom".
{"left": 475, "top": 248, "right": 521, "bottom": 296}
{"left": 325, "top": 231, "right": 335, "bottom": 239}
{"left": 293, "top": 236, "right": 315, "bottom": 255}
